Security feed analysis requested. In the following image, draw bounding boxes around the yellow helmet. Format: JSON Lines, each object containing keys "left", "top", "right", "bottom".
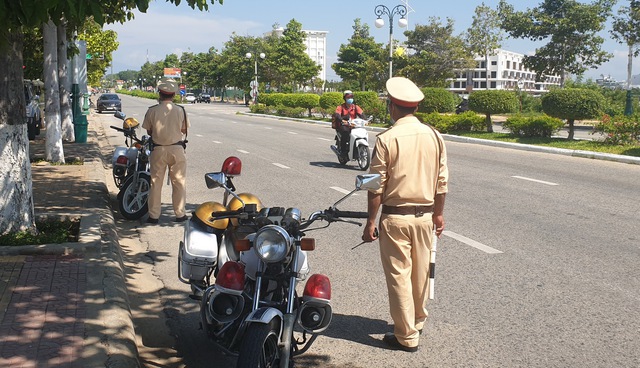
{"left": 193, "top": 201, "right": 229, "bottom": 232}
{"left": 227, "top": 193, "right": 263, "bottom": 226}
{"left": 123, "top": 117, "right": 139, "bottom": 129}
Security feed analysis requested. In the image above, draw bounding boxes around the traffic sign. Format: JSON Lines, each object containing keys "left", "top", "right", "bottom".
{"left": 250, "top": 89, "right": 258, "bottom": 98}
{"left": 250, "top": 80, "right": 258, "bottom": 88}
{"left": 180, "top": 90, "right": 186, "bottom": 96}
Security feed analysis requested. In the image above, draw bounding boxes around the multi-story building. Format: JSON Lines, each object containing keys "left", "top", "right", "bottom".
{"left": 267, "top": 27, "right": 328, "bottom": 86}
{"left": 448, "top": 49, "right": 561, "bottom": 95}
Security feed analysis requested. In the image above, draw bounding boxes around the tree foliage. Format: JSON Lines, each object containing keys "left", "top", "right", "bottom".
{"left": 541, "top": 88, "right": 606, "bottom": 139}
{"left": 466, "top": 3, "right": 503, "bottom": 90}
{"left": 468, "top": 90, "right": 518, "bottom": 131}
{"left": 401, "top": 17, "right": 474, "bottom": 88}
{"left": 332, "top": 19, "right": 385, "bottom": 91}
{"left": 78, "top": 19, "right": 119, "bottom": 86}
{"left": 268, "top": 19, "right": 320, "bottom": 91}
{"left": 418, "top": 88, "right": 457, "bottom": 113}
{"left": 611, "top": 1, "right": 640, "bottom": 89}
{"left": 498, "top": 0, "right": 615, "bottom": 87}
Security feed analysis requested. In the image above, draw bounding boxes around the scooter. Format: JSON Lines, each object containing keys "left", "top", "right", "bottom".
{"left": 111, "top": 111, "right": 152, "bottom": 220}
{"left": 331, "top": 117, "right": 371, "bottom": 170}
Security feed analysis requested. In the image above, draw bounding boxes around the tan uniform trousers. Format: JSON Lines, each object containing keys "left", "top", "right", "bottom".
{"left": 379, "top": 213, "right": 434, "bottom": 348}
{"left": 148, "top": 145, "right": 187, "bottom": 219}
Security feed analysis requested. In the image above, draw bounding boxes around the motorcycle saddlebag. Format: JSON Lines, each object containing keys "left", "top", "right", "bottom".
{"left": 180, "top": 219, "right": 219, "bottom": 281}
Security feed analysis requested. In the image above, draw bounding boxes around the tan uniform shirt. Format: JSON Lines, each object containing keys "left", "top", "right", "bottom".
{"left": 142, "top": 101, "right": 189, "bottom": 145}
{"left": 369, "top": 115, "right": 448, "bottom": 206}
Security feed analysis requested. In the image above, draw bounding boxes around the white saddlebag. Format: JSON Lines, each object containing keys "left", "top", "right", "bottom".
{"left": 179, "top": 219, "right": 219, "bottom": 281}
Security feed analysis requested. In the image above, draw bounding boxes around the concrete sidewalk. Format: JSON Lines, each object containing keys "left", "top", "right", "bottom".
{"left": 0, "top": 121, "right": 139, "bottom": 367}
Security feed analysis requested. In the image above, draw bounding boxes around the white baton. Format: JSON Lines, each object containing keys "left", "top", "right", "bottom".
{"left": 429, "top": 230, "right": 437, "bottom": 300}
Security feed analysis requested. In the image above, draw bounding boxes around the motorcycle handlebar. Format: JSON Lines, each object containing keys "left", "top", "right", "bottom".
{"left": 330, "top": 210, "right": 369, "bottom": 219}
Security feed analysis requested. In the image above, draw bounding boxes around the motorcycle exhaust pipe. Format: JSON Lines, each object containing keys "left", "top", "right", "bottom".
{"left": 206, "top": 289, "right": 245, "bottom": 323}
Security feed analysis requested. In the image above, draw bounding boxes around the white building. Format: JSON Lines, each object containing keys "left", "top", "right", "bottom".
{"left": 448, "top": 49, "right": 561, "bottom": 95}
{"left": 268, "top": 27, "right": 328, "bottom": 84}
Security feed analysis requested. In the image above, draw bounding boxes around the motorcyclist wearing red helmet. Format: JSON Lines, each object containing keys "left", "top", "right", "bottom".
{"left": 332, "top": 90, "right": 364, "bottom": 158}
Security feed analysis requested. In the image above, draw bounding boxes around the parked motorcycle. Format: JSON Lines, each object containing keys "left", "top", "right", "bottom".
{"left": 330, "top": 117, "right": 371, "bottom": 170}
{"left": 179, "top": 165, "right": 380, "bottom": 367}
{"left": 111, "top": 111, "right": 152, "bottom": 220}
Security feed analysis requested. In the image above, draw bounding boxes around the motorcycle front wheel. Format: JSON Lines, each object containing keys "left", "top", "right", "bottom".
{"left": 236, "top": 323, "right": 281, "bottom": 368}
{"left": 117, "top": 172, "right": 150, "bottom": 220}
{"left": 357, "top": 145, "right": 370, "bottom": 171}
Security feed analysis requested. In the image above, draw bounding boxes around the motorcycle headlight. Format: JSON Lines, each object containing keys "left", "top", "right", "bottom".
{"left": 254, "top": 225, "right": 291, "bottom": 263}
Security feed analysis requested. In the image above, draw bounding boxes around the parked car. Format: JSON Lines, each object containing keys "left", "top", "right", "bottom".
{"left": 96, "top": 93, "right": 122, "bottom": 113}
{"left": 185, "top": 93, "right": 196, "bottom": 103}
{"left": 24, "top": 79, "right": 43, "bottom": 140}
{"left": 197, "top": 93, "right": 211, "bottom": 103}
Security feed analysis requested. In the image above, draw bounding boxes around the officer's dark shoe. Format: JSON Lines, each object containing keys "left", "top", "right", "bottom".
{"left": 382, "top": 332, "right": 418, "bottom": 352}
{"left": 175, "top": 215, "right": 188, "bottom": 223}
{"left": 146, "top": 217, "right": 159, "bottom": 224}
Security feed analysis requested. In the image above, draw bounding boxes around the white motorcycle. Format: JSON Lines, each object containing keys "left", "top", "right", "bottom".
{"left": 330, "top": 117, "right": 371, "bottom": 170}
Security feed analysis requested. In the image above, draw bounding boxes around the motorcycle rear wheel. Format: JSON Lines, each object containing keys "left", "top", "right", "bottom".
{"left": 236, "top": 323, "right": 281, "bottom": 368}
{"left": 357, "top": 145, "right": 370, "bottom": 171}
{"left": 118, "top": 172, "right": 150, "bottom": 220}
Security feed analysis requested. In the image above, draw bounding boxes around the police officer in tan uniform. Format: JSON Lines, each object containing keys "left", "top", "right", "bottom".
{"left": 142, "top": 78, "right": 190, "bottom": 223}
{"left": 362, "top": 77, "right": 449, "bottom": 352}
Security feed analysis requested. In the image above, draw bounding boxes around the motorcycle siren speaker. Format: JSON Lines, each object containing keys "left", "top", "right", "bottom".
{"left": 221, "top": 156, "right": 242, "bottom": 176}
{"left": 207, "top": 289, "right": 245, "bottom": 324}
{"left": 123, "top": 117, "right": 139, "bottom": 129}
{"left": 193, "top": 201, "right": 229, "bottom": 232}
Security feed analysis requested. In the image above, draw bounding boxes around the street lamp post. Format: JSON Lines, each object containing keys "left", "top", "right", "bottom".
{"left": 374, "top": 4, "right": 408, "bottom": 79}
{"left": 246, "top": 52, "right": 265, "bottom": 104}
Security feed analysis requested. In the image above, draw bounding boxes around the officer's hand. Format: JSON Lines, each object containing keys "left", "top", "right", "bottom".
{"left": 433, "top": 214, "right": 445, "bottom": 238}
{"left": 362, "top": 223, "right": 379, "bottom": 242}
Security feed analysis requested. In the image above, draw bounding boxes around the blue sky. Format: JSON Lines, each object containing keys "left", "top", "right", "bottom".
{"left": 105, "top": 0, "right": 635, "bottom": 83}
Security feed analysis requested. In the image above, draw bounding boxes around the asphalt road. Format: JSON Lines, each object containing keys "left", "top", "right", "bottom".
{"left": 97, "top": 95, "right": 640, "bottom": 368}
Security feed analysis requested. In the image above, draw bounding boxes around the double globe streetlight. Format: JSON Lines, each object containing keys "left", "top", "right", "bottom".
{"left": 246, "top": 52, "right": 265, "bottom": 104}
{"left": 374, "top": 4, "right": 408, "bottom": 80}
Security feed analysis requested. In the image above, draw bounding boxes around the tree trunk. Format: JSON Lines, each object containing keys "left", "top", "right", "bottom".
{"left": 567, "top": 119, "right": 575, "bottom": 140}
{"left": 43, "top": 19, "right": 65, "bottom": 163}
{"left": 627, "top": 43, "right": 633, "bottom": 91}
{"left": 0, "top": 30, "right": 37, "bottom": 235}
{"left": 58, "top": 21, "right": 74, "bottom": 142}
{"left": 485, "top": 113, "right": 493, "bottom": 133}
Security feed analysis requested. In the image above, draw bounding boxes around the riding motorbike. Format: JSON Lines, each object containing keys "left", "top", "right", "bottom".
{"left": 330, "top": 117, "right": 371, "bottom": 170}
{"left": 179, "top": 166, "right": 380, "bottom": 367}
{"left": 111, "top": 111, "right": 152, "bottom": 220}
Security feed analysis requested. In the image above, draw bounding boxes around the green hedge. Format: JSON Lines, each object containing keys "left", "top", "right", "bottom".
{"left": 502, "top": 114, "right": 565, "bottom": 137}
{"left": 415, "top": 111, "right": 481, "bottom": 133}
{"left": 418, "top": 88, "right": 457, "bottom": 113}
{"left": 541, "top": 88, "right": 606, "bottom": 121}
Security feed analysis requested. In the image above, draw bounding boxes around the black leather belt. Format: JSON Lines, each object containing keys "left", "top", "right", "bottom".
{"left": 382, "top": 205, "right": 434, "bottom": 217}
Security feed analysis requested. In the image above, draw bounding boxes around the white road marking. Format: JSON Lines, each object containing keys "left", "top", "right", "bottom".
{"left": 287, "top": 131, "right": 298, "bottom": 135}
{"left": 272, "top": 163, "right": 290, "bottom": 169}
{"left": 443, "top": 231, "right": 503, "bottom": 254}
{"left": 330, "top": 187, "right": 352, "bottom": 195}
{"left": 212, "top": 141, "right": 222, "bottom": 144}
{"left": 195, "top": 134, "right": 203, "bottom": 137}
{"left": 237, "top": 149, "right": 250, "bottom": 154}
{"left": 318, "top": 137, "right": 332, "bottom": 142}
{"left": 512, "top": 176, "right": 559, "bottom": 186}
{"left": 264, "top": 127, "right": 273, "bottom": 130}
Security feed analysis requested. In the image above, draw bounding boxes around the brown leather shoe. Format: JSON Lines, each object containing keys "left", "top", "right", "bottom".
{"left": 382, "top": 332, "right": 418, "bottom": 352}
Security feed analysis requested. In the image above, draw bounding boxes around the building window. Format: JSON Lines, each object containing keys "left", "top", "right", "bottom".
{"left": 454, "top": 82, "right": 461, "bottom": 88}
{"left": 481, "top": 71, "right": 487, "bottom": 78}
{"left": 490, "top": 81, "right": 496, "bottom": 88}
{"left": 480, "top": 81, "right": 487, "bottom": 89}
{"left": 491, "top": 71, "right": 497, "bottom": 78}
{"left": 491, "top": 61, "right": 497, "bottom": 65}
{"left": 506, "top": 61, "right": 511, "bottom": 69}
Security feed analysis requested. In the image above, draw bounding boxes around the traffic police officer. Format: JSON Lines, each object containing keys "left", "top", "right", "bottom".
{"left": 362, "top": 77, "right": 449, "bottom": 352}
{"left": 142, "top": 78, "right": 190, "bottom": 223}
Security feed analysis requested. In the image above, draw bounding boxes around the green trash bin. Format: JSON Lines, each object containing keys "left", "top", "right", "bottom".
{"left": 74, "top": 115, "right": 88, "bottom": 143}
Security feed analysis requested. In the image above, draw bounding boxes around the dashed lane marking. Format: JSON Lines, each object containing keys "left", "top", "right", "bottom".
{"left": 443, "top": 231, "right": 503, "bottom": 254}
{"left": 330, "top": 187, "right": 351, "bottom": 195}
{"left": 237, "top": 149, "right": 250, "bottom": 154}
{"left": 512, "top": 176, "right": 559, "bottom": 186}
{"left": 318, "top": 137, "right": 332, "bottom": 141}
{"left": 273, "top": 163, "right": 290, "bottom": 169}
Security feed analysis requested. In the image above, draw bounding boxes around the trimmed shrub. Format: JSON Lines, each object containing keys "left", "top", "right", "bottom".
{"left": 292, "top": 94, "right": 320, "bottom": 117}
{"left": 502, "top": 114, "right": 565, "bottom": 137}
{"left": 541, "top": 88, "right": 606, "bottom": 139}
{"left": 275, "top": 105, "right": 306, "bottom": 118}
{"left": 416, "top": 112, "right": 455, "bottom": 133}
{"left": 260, "top": 93, "right": 286, "bottom": 107}
{"left": 319, "top": 92, "right": 343, "bottom": 110}
{"left": 455, "top": 111, "right": 486, "bottom": 131}
{"left": 249, "top": 103, "right": 270, "bottom": 114}
{"left": 419, "top": 88, "right": 457, "bottom": 113}
{"left": 468, "top": 90, "right": 518, "bottom": 132}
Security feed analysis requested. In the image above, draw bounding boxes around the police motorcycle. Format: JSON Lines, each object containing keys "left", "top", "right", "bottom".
{"left": 178, "top": 164, "right": 380, "bottom": 367}
{"left": 110, "top": 111, "right": 152, "bottom": 220}
{"left": 330, "top": 117, "right": 372, "bottom": 171}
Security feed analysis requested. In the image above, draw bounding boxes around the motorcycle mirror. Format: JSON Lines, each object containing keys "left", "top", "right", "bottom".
{"left": 114, "top": 111, "right": 126, "bottom": 120}
{"left": 205, "top": 172, "right": 226, "bottom": 189}
{"left": 355, "top": 174, "right": 381, "bottom": 191}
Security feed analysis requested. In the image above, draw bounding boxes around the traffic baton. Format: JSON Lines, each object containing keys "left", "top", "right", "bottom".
{"left": 429, "top": 230, "right": 437, "bottom": 300}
